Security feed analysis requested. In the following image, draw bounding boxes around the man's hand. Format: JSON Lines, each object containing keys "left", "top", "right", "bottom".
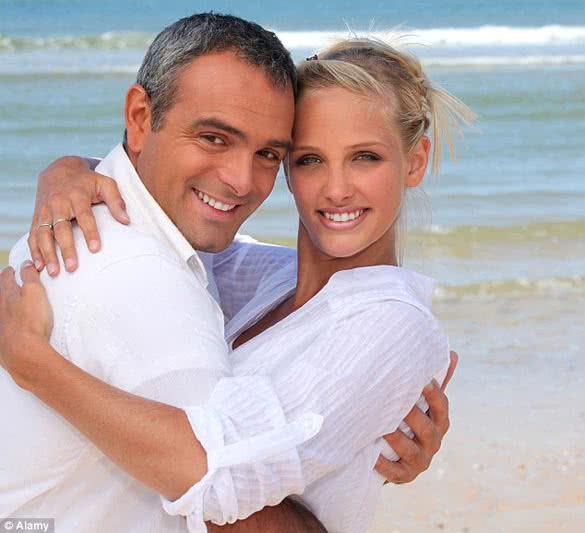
{"left": 28, "top": 156, "right": 129, "bottom": 276}
{"left": 375, "top": 350, "right": 458, "bottom": 484}
{"left": 0, "top": 261, "right": 54, "bottom": 388}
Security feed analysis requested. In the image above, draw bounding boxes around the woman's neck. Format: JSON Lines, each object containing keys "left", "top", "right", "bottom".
{"left": 291, "top": 223, "right": 397, "bottom": 311}
{"left": 232, "top": 222, "right": 397, "bottom": 349}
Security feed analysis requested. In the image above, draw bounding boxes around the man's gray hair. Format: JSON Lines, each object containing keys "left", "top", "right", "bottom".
{"left": 136, "top": 12, "right": 297, "bottom": 131}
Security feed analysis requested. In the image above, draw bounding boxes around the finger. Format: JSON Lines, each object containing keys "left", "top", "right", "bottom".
{"left": 441, "top": 351, "right": 459, "bottom": 391}
{"left": 96, "top": 175, "right": 130, "bottom": 225}
{"left": 27, "top": 231, "right": 44, "bottom": 272}
{"left": 28, "top": 206, "right": 51, "bottom": 271}
{"left": 20, "top": 260, "right": 41, "bottom": 285}
{"left": 36, "top": 224, "right": 60, "bottom": 277}
{"left": 423, "top": 381, "right": 450, "bottom": 436}
{"left": 375, "top": 455, "right": 414, "bottom": 485}
{"left": 72, "top": 201, "right": 101, "bottom": 253}
{"left": 402, "top": 405, "right": 441, "bottom": 454}
{"left": 50, "top": 201, "right": 77, "bottom": 272}
{"left": 383, "top": 429, "right": 423, "bottom": 466}
{"left": 0, "top": 266, "right": 19, "bottom": 300}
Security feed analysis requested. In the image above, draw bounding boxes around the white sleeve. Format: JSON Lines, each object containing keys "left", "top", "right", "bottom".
{"left": 67, "top": 253, "right": 231, "bottom": 405}
{"left": 208, "top": 234, "right": 296, "bottom": 322}
{"left": 162, "top": 301, "right": 449, "bottom": 530}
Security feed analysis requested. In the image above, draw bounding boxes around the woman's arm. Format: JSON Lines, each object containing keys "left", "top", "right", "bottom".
{"left": 0, "top": 263, "right": 206, "bottom": 501}
{"left": 28, "top": 156, "right": 128, "bottom": 275}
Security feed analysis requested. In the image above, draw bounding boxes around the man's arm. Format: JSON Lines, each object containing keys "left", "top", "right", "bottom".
{"left": 0, "top": 249, "right": 230, "bottom": 502}
{"left": 376, "top": 351, "right": 457, "bottom": 484}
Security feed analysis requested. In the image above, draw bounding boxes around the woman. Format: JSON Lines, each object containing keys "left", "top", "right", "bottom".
{"left": 0, "top": 38, "right": 471, "bottom": 532}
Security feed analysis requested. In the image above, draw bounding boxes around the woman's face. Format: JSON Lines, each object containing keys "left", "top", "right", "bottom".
{"left": 288, "top": 86, "right": 429, "bottom": 260}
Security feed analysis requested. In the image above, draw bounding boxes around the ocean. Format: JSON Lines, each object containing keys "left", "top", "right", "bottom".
{"left": 1, "top": 1, "right": 584, "bottom": 531}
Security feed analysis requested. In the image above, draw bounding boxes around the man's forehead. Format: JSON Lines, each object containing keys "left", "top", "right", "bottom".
{"left": 173, "top": 54, "right": 292, "bottom": 110}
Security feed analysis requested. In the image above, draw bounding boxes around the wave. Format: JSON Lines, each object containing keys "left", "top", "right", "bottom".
{"left": 0, "top": 32, "right": 153, "bottom": 51}
{"left": 410, "top": 219, "right": 585, "bottom": 245}
{"left": 278, "top": 25, "right": 585, "bottom": 49}
{"left": 422, "top": 54, "right": 585, "bottom": 66}
{"left": 435, "top": 274, "right": 585, "bottom": 300}
{"left": 1, "top": 25, "right": 584, "bottom": 53}
{"left": 3, "top": 55, "right": 583, "bottom": 77}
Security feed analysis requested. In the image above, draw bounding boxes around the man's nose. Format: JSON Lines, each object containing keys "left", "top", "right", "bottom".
{"left": 218, "top": 152, "right": 255, "bottom": 198}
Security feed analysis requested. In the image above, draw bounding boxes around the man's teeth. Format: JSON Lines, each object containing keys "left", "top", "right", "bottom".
{"left": 322, "top": 209, "right": 364, "bottom": 223}
{"left": 197, "top": 191, "right": 236, "bottom": 212}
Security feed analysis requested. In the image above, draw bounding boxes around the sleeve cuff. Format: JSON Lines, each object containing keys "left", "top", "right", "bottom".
{"left": 161, "top": 377, "right": 323, "bottom": 531}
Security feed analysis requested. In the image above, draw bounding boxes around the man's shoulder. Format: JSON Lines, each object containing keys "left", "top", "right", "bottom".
{"left": 9, "top": 207, "right": 185, "bottom": 292}
{"left": 86, "top": 205, "right": 182, "bottom": 267}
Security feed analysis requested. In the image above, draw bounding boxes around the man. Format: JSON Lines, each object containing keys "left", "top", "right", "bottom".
{"left": 1, "top": 12, "right": 452, "bottom": 533}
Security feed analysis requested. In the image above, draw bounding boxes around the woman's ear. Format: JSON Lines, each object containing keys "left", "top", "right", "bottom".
{"left": 405, "top": 135, "right": 431, "bottom": 188}
{"left": 124, "top": 84, "right": 153, "bottom": 155}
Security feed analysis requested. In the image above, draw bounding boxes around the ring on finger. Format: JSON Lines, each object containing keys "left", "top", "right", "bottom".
{"left": 37, "top": 222, "right": 53, "bottom": 232}
{"left": 52, "top": 217, "right": 71, "bottom": 228}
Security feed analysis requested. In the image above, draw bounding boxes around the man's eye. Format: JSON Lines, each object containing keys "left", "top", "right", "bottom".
{"left": 296, "top": 155, "right": 321, "bottom": 166}
{"left": 258, "top": 150, "right": 281, "bottom": 161}
{"left": 201, "top": 134, "right": 225, "bottom": 145}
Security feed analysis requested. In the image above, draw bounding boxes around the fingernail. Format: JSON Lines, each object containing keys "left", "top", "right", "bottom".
{"left": 22, "top": 260, "right": 34, "bottom": 268}
{"left": 47, "top": 263, "right": 58, "bottom": 276}
{"left": 89, "top": 240, "right": 100, "bottom": 252}
{"left": 423, "top": 382, "right": 435, "bottom": 393}
{"left": 34, "top": 259, "right": 43, "bottom": 270}
{"left": 65, "top": 258, "right": 76, "bottom": 271}
{"left": 121, "top": 209, "right": 130, "bottom": 223}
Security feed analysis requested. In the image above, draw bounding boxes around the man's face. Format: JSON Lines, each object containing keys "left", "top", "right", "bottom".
{"left": 129, "top": 51, "right": 295, "bottom": 252}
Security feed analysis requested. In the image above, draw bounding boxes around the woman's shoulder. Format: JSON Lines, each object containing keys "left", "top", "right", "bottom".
{"left": 325, "top": 265, "right": 437, "bottom": 317}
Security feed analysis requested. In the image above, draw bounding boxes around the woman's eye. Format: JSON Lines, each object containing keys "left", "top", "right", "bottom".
{"left": 355, "top": 152, "right": 379, "bottom": 161}
{"left": 201, "top": 134, "right": 225, "bottom": 145}
{"left": 296, "top": 155, "right": 321, "bottom": 166}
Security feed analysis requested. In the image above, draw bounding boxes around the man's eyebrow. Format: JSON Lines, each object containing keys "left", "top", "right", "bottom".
{"left": 189, "top": 117, "right": 247, "bottom": 140}
{"left": 267, "top": 139, "right": 292, "bottom": 151}
{"left": 189, "top": 117, "right": 291, "bottom": 151}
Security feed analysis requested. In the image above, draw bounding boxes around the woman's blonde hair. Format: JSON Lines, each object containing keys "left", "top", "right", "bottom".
{"left": 297, "top": 37, "right": 475, "bottom": 175}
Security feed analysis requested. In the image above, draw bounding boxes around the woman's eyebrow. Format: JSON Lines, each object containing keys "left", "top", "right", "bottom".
{"left": 291, "top": 141, "right": 386, "bottom": 152}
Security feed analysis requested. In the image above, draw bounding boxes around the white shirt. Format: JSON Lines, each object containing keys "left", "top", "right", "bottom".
{"left": 166, "top": 238, "right": 450, "bottom": 533}
{"left": 3, "top": 144, "right": 230, "bottom": 532}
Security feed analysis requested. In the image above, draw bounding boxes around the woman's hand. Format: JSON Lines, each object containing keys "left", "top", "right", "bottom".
{"left": 0, "top": 262, "right": 55, "bottom": 389}
{"left": 376, "top": 350, "right": 458, "bottom": 484}
{"left": 29, "top": 156, "right": 130, "bottom": 276}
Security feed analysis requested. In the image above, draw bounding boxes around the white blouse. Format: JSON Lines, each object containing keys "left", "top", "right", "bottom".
{"left": 163, "top": 237, "right": 450, "bottom": 532}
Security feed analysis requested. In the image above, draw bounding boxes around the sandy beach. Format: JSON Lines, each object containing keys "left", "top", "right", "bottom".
{"left": 369, "top": 293, "right": 585, "bottom": 533}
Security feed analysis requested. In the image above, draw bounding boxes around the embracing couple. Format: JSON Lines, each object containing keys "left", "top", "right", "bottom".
{"left": 0, "top": 12, "right": 471, "bottom": 533}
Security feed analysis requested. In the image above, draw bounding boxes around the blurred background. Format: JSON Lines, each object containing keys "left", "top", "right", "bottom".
{"left": 1, "top": 1, "right": 584, "bottom": 531}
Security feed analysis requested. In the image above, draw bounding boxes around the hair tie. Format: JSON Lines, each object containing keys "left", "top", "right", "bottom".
{"left": 305, "top": 53, "right": 319, "bottom": 61}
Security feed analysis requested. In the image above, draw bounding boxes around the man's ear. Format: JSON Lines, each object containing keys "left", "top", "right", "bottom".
{"left": 405, "top": 135, "right": 431, "bottom": 188}
{"left": 125, "top": 84, "right": 153, "bottom": 155}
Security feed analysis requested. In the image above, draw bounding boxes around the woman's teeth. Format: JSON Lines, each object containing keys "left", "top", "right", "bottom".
{"left": 197, "top": 191, "right": 236, "bottom": 212}
{"left": 322, "top": 209, "right": 364, "bottom": 222}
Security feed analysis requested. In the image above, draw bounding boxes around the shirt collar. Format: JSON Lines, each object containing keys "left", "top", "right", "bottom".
{"left": 95, "top": 143, "right": 208, "bottom": 285}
